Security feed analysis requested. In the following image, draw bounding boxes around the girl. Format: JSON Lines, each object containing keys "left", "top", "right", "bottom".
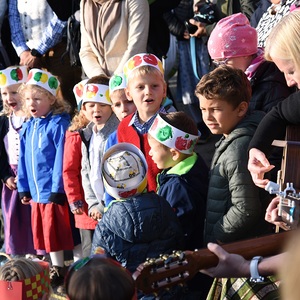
{"left": 17, "top": 68, "right": 74, "bottom": 289}
{"left": 0, "top": 66, "right": 35, "bottom": 257}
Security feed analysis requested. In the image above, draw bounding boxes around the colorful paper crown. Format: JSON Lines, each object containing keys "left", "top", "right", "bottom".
{"left": 0, "top": 66, "right": 28, "bottom": 88}
{"left": 149, "top": 114, "right": 199, "bottom": 154}
{"left": 102, "top": 143, "right": 148, "bottom": 199}
{"left": 73, "top": 79, "right": 89, "bottom": 106}
{"left": 0, "top": 260, "right": 50, "bottom": 300}
{"left": 109, "top": 73, "right": 127, "bottom": 95}
{"left": 82, "top": 83, "right": 112, "bottom": 105}
{"left": 123, "top": 53, "right": 164, "bottom": 80}
{"left": 26, "top": 68, "right": 60, "bottom": 96}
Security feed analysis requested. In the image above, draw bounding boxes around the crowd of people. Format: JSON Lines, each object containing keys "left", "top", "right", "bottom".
{"left": 0, "top": 0, "right": 300, "bottom": 299}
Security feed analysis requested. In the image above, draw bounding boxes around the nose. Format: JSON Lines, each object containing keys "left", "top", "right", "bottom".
{"left": 144, "top": 85, "right": 151, "bottom": 95}
{"left": 285, "top": 73, "right": 297, "bottom": 87}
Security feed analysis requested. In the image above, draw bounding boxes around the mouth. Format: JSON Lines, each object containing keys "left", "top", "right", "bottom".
{"left": 94, "top": 115, "right": 102, "bottom": 120}
{"left": 30, "top": 109, "right": 37, "bottom": 114}
{"left": 8, "top": 102, "right": 17, "bottom": 108}
{"left": 144, "top": 99, "right": 154, "bottom": 103}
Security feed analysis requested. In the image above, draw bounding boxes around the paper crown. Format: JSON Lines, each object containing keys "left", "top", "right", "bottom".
{"left": 102, "top": 143, "right": 148, "bottom": 199}
{"left": 0, "top": 66, "right": 28, "bottom": 88}
{"left": 123, "top": 53, "right": 164, "bottom": 80}
{"left": 26, "top": 68, "right": 60, "bottom": 96}
{"left": 0, "top": 260, "right": 50, "bottom": 300}
{"left": 82, "top": 83, "right": 112, "bottom": 105}
{"left": 73, "top": 79, "right": 89, "bottom": 106}
{"left": 109, "top": 73, "right": 127, "bottom": 95}
{"left": 149, "top": 114, "right": 199, "bottom": 154}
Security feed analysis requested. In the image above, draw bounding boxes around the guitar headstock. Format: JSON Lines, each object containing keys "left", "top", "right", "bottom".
{"left": 133, "top": 249, "right": 217, "bottom": 295}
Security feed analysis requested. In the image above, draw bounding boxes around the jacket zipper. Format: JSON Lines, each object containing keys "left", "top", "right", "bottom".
{"left": 32, "top": 120, "right": 40, "bottom": 202}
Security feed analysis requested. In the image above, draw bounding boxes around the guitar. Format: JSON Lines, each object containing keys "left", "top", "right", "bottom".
{"left": 133, "top": 231, "right": 291, "bottom": 295}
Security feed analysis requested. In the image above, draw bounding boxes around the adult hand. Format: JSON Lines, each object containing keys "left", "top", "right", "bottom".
{"left": 200, "top": 243, "right": 250, "bottom": 278}
{"left": 188, "top": 19, "right": 207, "bottom": 38}
{"left": 20, "top": 50, "right": 42, "bottom": 68}
{"left": 21, "top": 196, "right": 32, "bottom": 205}
{"left": 248, "top": 148, "right": 275, "bottom": 189}
{"left": 90, "top": 208, "right": 102, "bottom": 221}
{"left": 5, "top": 176, "right": 17, "bottom": 190}
{"left": 71, "top": 208, "right": 83, "bottom": 215}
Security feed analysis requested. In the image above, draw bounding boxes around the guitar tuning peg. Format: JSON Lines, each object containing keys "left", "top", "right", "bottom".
{"left": 179, "top": 252, "right": 186, "bottom": 261}
{"left": 160, "top": 254, "right": 169, "bottom": 260}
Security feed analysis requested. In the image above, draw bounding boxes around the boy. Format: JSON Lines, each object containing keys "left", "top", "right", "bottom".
{"left": 91, "top": 143, "right": 184, "bottom": 274}
{"left": 117, "top": 53, "right": 176, "bottom": 192}
{"left": 195, "top": 65, "right": 272, "bottom": 245}
{"left": 148, "top": 111, "right": 208, "bottom": 250}
{"left": 79, "top": 75, "right": 119, "bottom": 221}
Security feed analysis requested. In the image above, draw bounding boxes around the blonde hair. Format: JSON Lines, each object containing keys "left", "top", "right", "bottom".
{"left": 0, "top": 257, "right": 44, "bottom": 281}
{"left": 265, "top": 11, "right": 300, "bottom": 66}
{"left": 68, "top": 110, "right": 89, "bottom": 131}
{"left": 18, "top": 84, "right": 71, "bottom": 118}
{"left": 127, "top": 66, "right": 165, "bottom": 85}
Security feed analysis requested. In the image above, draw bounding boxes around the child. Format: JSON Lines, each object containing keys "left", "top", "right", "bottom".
{"left": 0, "top": 66, "right": 36, "bottom": 257}
{"left": 117, "top": 53, "right": 176, "bottom": 192}
{"left": 65, "top": 255, "right": 136, "bottom": 300}
{"left": 148, "top": 111, "right": 208, "bottom": 250}
{"left": 91, "top": 143, "right": 184, "bottom": 273}
{"left": 79, "top": 75, "right": 119, "bottom": 221}
{"left": 104, "top": 73, "right": 137, "bottom": 206}
{"left": 63, "top": 79, "right": 98, "bottom": 257}
{"left": 195, "top": 65, "right": 272, "bottom": 245}
{"left": 148, "top": 111, "right": 211, "bottom": 299}
{"left": 0, "top": 257, "right": 50, "bottom": 300}
{"left": 17, "top": 68, "right": 75, "bottom": 288}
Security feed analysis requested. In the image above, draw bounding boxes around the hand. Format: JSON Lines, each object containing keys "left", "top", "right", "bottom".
{"left": 20, "top": 50, "right": 42, "bottom": 68}
{"left": 188, "top": 19, "right": 207, "bottom": 38}
{"left": 200, "top": 243, "right": 250, "bottom": 278}
{"left": 247, "top": 148, "right": 275, "bottom": 189}
{"left": 90, "top": 208, "right": 102, "bottom": 221}
{"left": 71, "top": 207, "right": 84, "bottom": 215}
{"left": 5, "top": 176, "right": 17, "bottom": 190}
{"left": 21, "top": 196, "right": 32, "bottom": 205}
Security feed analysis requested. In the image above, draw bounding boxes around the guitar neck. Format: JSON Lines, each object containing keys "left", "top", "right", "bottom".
{"left": 192, "top": 231, "right": 290, "bottom": 270}
{"left": 133, "top": 231, "right": 291, "bottom": 295}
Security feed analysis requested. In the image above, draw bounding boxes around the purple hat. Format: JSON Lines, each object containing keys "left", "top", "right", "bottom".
{"left": 208, "top": 13, "right": 258, "bottom": 59}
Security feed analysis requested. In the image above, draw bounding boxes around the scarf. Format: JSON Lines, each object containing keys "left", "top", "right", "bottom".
{"left": 83, "top": 0, "right": 122, "bottom": 74}
{"left": 245, "top": 47, "right": 265, "bottom": 80}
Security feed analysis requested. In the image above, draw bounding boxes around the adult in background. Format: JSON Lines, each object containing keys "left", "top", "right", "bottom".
{"left": 8, "top": 0, "right": 82, "bottom": 113}
{"left": 79, "top": 0, "right": 149, "bottom": 78}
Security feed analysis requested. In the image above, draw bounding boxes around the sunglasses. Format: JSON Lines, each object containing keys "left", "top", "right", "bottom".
{"left": 212, "top": 58, "right": 229, "bottom": 67}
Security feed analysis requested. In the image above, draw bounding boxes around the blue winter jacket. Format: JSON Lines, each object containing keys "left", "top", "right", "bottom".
{"left": 17, "top": 112, "right": 70, "bottom": 204}
{"left": 91, "top": 192, "right": 184, "bottom": 273}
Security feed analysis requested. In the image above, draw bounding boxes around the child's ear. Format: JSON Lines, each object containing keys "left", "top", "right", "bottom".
{"left": 237, "top": 101, "right": 248, "bottom": 117}
{"left": 125, "top": 87, "right": 132, "bottom": 100}
{"left": 170, "top": 148, "right": 180, "bottom": 161}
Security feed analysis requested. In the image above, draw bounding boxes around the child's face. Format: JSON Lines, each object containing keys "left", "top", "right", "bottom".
{"left": 24, "top": 89, "right": 55, "bottom": 118}
{"left": 1, "top": 83, "right": 22, "bottom": 113}
{"left": 110, "top": 90, "right": 136, "bottom": 121}
{"left": 83, "top": 102, "right": 112, "bottom": 129}
{"left": 125, "top": 72, "right": 166, "bottom": 123}
{"left": 148, "top": 135, "right": 175, "bottom": 169}
{"left": 199, "top": 95, "right": 248, "bottom": 137}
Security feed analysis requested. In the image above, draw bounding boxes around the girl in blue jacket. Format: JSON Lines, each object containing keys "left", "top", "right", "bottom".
{"left": 17, "top": 68, "right": 76, "bottom": 289}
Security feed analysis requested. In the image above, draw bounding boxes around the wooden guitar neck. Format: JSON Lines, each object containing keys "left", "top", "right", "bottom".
{"left": 133, "top": 231, "right": 291, "bottom": 295}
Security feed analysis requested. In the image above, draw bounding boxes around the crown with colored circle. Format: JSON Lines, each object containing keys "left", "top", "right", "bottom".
{"left": 109, "top": 73, "right": 127, "bottom": 95}
{"left": 26, "top": 68, "right": 60, "bottom": 96}
{"left": 102, "top": 143, "right": 148, "bottom": 200}
{"left": 123, "top": 53, "right": 164, "bottom": 80}
{"left": 149, "top": 114, "right": 199, "bottom": 154}
{"left": 0, "top": 66, "right": 28, "bottom": 88}
{"left": 82, "top": 83, "right": 112, "bottom": 105}
{"left": 73, "top": 79, "right": 89, "bottom": 106}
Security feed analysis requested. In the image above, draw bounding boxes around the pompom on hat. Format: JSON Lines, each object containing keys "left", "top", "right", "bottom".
{"left": 208, "top": 13, "right": 258, "bottom": 59}
{"left": 149, "top": 114, "right": 199, "bottom": 154}
{"left": 0, "top": 66, "right": 28, "bottom": 88}
{"left": 102, "top": 143, "right": 148, "bottom": 200}
{"left": 109, "top": 73, "right": 126, "bottom": 96}
{"left": 123, "top": 53, "right": 164, "bottom": 80}
{"left": 82, "top": 83, "right": 112, "bottom": 105}
{"left": 73, "top": 79, "right": 88, "bottom": 108}
{"left": 26, "top": 68, "right": 60, "bottom": 96}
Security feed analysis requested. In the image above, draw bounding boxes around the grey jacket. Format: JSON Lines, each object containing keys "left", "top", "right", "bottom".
{"left": 80, "top": 114, "right": 119, "bottom": 215}
{"left": 204, "top": 111, "right": 272, "bottom": 244}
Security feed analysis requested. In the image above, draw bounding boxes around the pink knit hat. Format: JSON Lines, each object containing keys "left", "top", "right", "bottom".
{"left": 208, "top": 13, "right": 257, "bottom": 59}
